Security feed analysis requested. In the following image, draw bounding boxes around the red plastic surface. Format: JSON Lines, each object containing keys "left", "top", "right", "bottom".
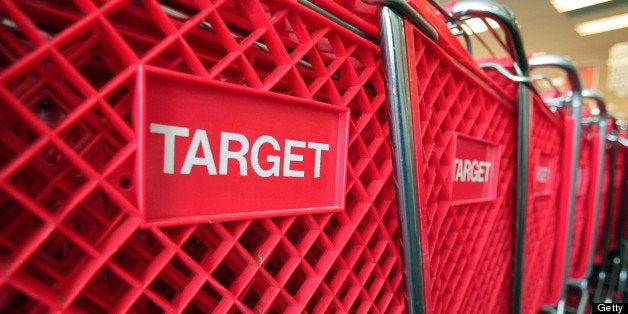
{"left": 594, "top": 124, "right": 626, "bottom": 264}
{"left": 0, "top": 0, "right": 406, "bottom": 312}
{"left": 307, "top": 0, "right": 379, "bottom": 39}
{"left": 608, "top": 142, "right": 625, "bottom": 251}
{"left": 523, "top": 94, "right": 568, "bottom": 312}
{"left": 549, "top": 115, "right": 574, "bottom": 305}
{"left": 405, "top": 24, "right": 516, "bottom": 314}
{"left": 567, "top": 120, "right": 602, "bottom": 280}
{"left": 595, "top": 145, "right": 612, "bottom": 264}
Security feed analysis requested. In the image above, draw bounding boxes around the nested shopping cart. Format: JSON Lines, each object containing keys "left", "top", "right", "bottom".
{"left": 0, "top": 0, "right": 417, "bottom": 312}
{"left": 479, "top": 53, "right": 584, "bottom": 313}
{"left": 606, "top": 127, "right": 626, "bottom": 257}
{"left": 438, "top": 2, "right": 584, "bottom": 311}
{"left": 381, "top": 0, "right": 534, "bottom": 312}
{"left": 564, "top": 90, "right": 608, "bottom": 313}
{"left": 525, "top": 54, "right": 584, "bottom": 313}
{"left": 593, "top": 118, "right": 628, "bottom": 303}
{"left": 2, "top": 0, "right": 586, "bottom": 312}
{"left": 594, "top": 118, "right": 616, "bottom": 264}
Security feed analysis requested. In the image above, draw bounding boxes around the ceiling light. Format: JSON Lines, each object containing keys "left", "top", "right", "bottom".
{"left": 550, "top": 0, "right": 611, "bottom": 13}
{"left": 461, "top": 18, "right": 501, "bottom": 34}
{"left": 575, "top": 13, "right": 628, "bottom": 36}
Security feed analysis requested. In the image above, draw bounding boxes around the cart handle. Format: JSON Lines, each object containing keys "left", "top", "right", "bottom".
{"left": 451, "top": 0, "right": 528, "bottom": 75}
{"left": 532, "top": 74, "right": 562, "bottom": 96}
{"left": 529, "top": 54, "right": 584, "bottom": 113}
{"left": 582, "top": 90, "right": 608, "bottom": 124}
{"left": 362, "top": 0, "right": 439, "bottom": 42}
{"left": 479, "top": 63, "right": 531, "bottom": 83}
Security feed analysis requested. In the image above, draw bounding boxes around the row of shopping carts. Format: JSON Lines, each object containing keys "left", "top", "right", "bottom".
{"left": 0, "top": 0, "right": 626, "bottom": 312}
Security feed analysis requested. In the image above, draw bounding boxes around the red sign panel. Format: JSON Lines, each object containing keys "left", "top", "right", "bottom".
{"left": 137, "top": 67, "right": 350, "bottom": 226}
{"left": 534, "top": 152, "right": 556, "bottom": 196}
{"left": 450, "top": 133, "right": 500, "bottom": 204}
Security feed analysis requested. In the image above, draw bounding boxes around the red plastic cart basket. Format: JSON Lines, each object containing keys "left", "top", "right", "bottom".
{"left": 595, "top": 118, "right": 624, "bottom": 264}
{"left": 608, "top": 132, "right": 626, "bottom": 253}
{"left": 563, "top": 90, "right": 608, "bottom": 312}
{"left": 595, "top": 121, "right": 614, "bottom": 264}
{"left": 385, "top": 0, "right": 527, "bottom": 312}
{"left": 568, "top": 92, "right": 607, "bottom": 281}
{"left": 0, "top": 0, "right": 412, "bottom": 312}
{"left": 523, "top": 86, "right": 571, "bottom": 313}
{"left": 593, "top": 118, "right": 628, "bottom": 302}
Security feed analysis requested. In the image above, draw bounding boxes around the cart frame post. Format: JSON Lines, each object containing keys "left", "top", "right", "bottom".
{"left": 566, "top": 89, "right": 607, "bottom": 314}
{"left": 379, "top": 6, "right": 426, "bottom": 314}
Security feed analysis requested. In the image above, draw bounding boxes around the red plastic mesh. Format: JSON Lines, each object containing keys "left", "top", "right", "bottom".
{"left": 594, "top": 127, "right": 626, "bottom": 264}
{"left": 567, "top": 122, "right": 600, "bottom": 280}
{"left": 405, "top": 25, "right": 516, "bottom": 314}
{"left": 306, "top": 0, "right": 379, "bottom": 39}
{"left": 474, "top": 61, "right": 517, "bottom": 103}
{"left": 608, "top": 142, "right": 626, "bottom": 251}
{"left": 0, "top": 0, "right": 407, "bottom": 312}
{"left": 568, "top": 137, "right": 590, "bottom": 274}
{"left": 595, "top": 147, "right": 612, "bottom": 264}
{"left": 620, "top": 129, "right": 628, "bottom": 239}
{"left": 520, "top": 95, "right": 566, "bottom": 313}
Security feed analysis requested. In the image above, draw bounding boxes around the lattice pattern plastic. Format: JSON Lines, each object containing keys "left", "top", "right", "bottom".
{"left": 405, "top": 25, "right": 516, "bottom": 314}
{"left": 621, "top": 139, "right": 628, "bottom": 239}
{"left": 608, "top": 141, "right": 626, "bottom": 251}
{"left": 568, "top": 122, "right": 601, "bottom": 280}
{"left": 594, "top": 124, "right": 626, "bottom": 264}
{"left": 0, "top": 0, "right": 407, "bottom": 312}
{"left": 521, "top": 94, "right": 567, "bottom": 312}
{"left": 595, "top": 144, "right": 612, "bottom": 264}
{"left": 474, "top": 59, "right": 517, "bottom": 103}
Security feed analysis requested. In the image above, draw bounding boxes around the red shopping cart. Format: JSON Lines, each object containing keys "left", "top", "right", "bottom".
{"left": 445, "top": 16, "right": 584, "bottom": 312}
{"left": 563, "top": 90, "right": 608, "bottom": 313}
{"left": 0, "top": 0, "right": 412, "bottom": 312}
{"left": 593, "top": 119, "right": 628, "bottom": 302}
{"left": 522, "top": 54, "right": 584, "bottom": 313}
{"left": 385, "top": 0, "right": 528, "bottom": 312}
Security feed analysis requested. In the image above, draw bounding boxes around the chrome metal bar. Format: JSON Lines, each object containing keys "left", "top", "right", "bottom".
{"left": 618, "top": 240, "right": 628, "bottom": 299}
{"left": 529, "top": 54, "right": 584, "bottom": 312}
{"left": 479, "top": 63, "right": 531, "bottom": 83}
{"left": 566, "top": 279, "right": 589, "bottom": 314}
{"left": 427, "top": 0, "right": 457, "bottom": 24}
{"left": 379, "top": 6, "right": 425, "bottom": 314}
{"left": 532, "top": 74, "right": 562, "bottom": 98}
{"left": 297, "top": 0, "right": 379, "bottom": 43}
{"left": 364, "top": 0, "right": 438, "bottom": 42}
{"left": 607, "top": 255, "right": 622, "bottom": 301}
{"left": 451, "top": 0, "right": 528, "bottom": 75}
{"left": 582, "top": 90, "right": 608, "bottom": 281}
{"left": 425, "top": 0, "right": 473, "bottom": 53}
{"left": 513, "top": 79, "right": 531, "bottom": 314}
